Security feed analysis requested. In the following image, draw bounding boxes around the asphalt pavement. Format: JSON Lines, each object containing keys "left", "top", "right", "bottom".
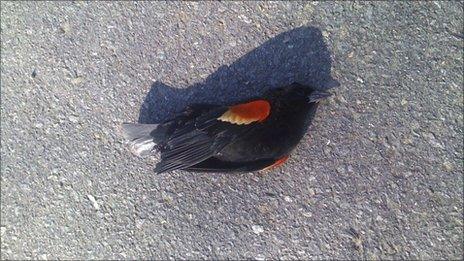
{"left": 1, "top": 2, "right": 463, "bottom": 260}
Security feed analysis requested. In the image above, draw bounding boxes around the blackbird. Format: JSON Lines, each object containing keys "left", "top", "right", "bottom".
{"left": 122, "top": 83, "right": 331, "bottom": 173}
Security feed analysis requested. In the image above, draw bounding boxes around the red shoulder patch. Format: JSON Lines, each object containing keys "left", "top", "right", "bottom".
{"left": 262, "top": 156, "right": 290, "bottom": 171}
{"left": 218, "top": 100, "right": 271, "bottom": 125}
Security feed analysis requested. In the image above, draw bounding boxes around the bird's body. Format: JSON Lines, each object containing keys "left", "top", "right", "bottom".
{"left": 122, "top": 83, "right": 331, "bottom": 173}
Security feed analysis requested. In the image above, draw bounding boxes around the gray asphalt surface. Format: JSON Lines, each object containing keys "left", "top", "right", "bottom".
{"left": 1, "top": 2, "right": 463, "bottom": 260}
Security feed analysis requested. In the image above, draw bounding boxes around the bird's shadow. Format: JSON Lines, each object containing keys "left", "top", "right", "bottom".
{"left": 138, "top": 26, "right": 339, "bottom": 124}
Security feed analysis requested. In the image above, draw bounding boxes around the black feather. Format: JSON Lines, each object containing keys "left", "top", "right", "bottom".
{"left": 185, "top": 157, "right": 277, "bottom": 172}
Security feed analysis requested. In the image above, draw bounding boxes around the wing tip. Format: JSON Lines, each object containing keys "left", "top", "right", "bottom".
{"left": 154, "top": 162, "right": 181, "bottom": 174}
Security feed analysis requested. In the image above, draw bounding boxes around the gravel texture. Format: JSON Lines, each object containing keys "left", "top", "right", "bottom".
{"left": 1, "top": 2, "right": 463, "bottom": 260}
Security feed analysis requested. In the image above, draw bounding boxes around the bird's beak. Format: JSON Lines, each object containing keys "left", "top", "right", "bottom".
{"left": 308, "top": 90, "right": 332, "bottom": 103}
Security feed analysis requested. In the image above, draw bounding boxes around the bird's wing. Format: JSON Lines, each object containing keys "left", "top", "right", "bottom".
{"left": 154, "top": 99, "right": 272, "bottom": 173}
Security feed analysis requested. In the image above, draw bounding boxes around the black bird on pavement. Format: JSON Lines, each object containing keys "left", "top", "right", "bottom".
{"left": 122, "top": 83, "right": 331, "bottom": 173}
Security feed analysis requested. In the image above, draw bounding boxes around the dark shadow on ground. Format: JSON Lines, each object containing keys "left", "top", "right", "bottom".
{"left": 138, "top": 26, "right": 339, "bottom": 124}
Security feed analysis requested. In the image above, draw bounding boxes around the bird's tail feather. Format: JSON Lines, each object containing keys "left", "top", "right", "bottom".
{"left": 121, "top": 123, "right": 162, "bottom": 157}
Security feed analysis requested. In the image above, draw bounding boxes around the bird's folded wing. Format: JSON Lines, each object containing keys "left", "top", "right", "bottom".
{"left": 154, "top": 99, "right": 271, "bottom": 173}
